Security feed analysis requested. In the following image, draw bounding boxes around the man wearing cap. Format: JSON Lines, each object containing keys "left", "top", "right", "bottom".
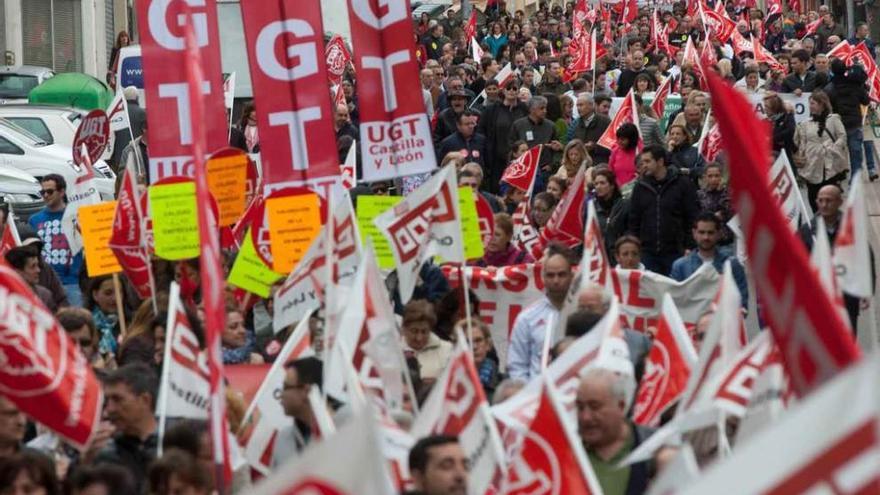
{"left": 434, "top": 87, "right": 470, "bottom": 148}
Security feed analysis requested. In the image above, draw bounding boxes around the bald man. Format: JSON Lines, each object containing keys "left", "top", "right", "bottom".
{"left": 799, "top": 184, "right": 875, "bottom": 332}
{"left": 333, "top": 103, "right": 358, "bottom": 141}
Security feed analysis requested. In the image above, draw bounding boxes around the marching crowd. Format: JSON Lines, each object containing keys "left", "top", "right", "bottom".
{"left": 0, "top": 1, "right": 877, "bottom": 495}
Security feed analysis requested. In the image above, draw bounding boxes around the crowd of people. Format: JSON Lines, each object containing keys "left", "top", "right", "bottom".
{"left": 0, "top": 1, "right": 877, "bottom": 495}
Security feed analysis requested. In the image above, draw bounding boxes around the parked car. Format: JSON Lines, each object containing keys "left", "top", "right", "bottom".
{"left": 0, "top": 119, "right": 115, "bottom": 199}
{"left": 0, "top": 166, "right": 44, "bottom": 221}
{"left": 0, "top": 66, "right": 55, "bottom": 105}
{"left": 0, "top": 105, "right": 115, "bottom": 161}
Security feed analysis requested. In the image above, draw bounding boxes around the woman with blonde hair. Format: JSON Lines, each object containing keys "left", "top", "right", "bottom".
{"left": 793, "top": 90, "right": 849, "bottom": 210}
{"left": 555, "top": 139, "right": 592, "bottom": 182}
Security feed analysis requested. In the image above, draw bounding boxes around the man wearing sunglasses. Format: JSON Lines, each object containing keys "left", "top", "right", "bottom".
{"left": 28, "top": 174, "right": 84, "bottom": 306}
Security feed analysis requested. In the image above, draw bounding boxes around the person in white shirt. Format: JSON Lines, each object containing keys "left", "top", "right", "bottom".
{"left": 506, "top": 243, "right": 575, "bottom": 380}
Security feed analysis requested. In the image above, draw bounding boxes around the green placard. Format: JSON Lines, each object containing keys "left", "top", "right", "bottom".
{"left": 227, "top": 227, "right": 283, "bottom": 298}
{"left": 356, "top": 195, "right": 402, "bottom": 269}
{"left": 458, "top": 187, "right": 484, "bottom": 261}
{"left": 149, "top": 182, "right": 200, "bottom": 260}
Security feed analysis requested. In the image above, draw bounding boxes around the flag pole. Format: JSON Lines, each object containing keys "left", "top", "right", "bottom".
{"left": 322, "top": 195, "right": 335, "bottom": 403}
{"left": 156, "top": 283, "right": 179, "bottom": 458}
{"left": 112, "top": 273, "right": 128, "bottom": 341}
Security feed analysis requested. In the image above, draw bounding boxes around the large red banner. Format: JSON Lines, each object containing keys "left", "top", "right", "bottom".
{"left": 347, "top": 0, "right": 437, "bottom": 181}
{"left": 239, "top": 0, "right": 341, "bottom": 197}
{"left": 0, "top": 265, "right": 103, "bottom": 449}
{"left": 135, "top": 0, "right": 227, "bottom": 182}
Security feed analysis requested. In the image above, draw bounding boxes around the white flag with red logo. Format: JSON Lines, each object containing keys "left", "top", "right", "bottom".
{"left": 252, "top": 408, "right": 395, "bottom": 495}
{"left": 582, "top": 200, "right": 612, "bottom": 288}
{"left": 504, "top": 377, "right": 603, "bottom": 495}
{"left": 334, "top": 83, "right": 347, "bottom": 109}
{"left": 340, "top": 140, "right": 357, "bottom": 190}
{"left": 680, "top": 353, "right": 880, "bottom": 495}
{"left": 699, "top": 118, "right": 723, "bottom": 163}
{"left": 651, "top": 75, "right": 672, "bottom": 120}
{"left": 0, "top": 264, "right": 103, "bottom": 448}
{"left": 411, "top": 333, "right": 506, "bottom": 495}
{"left": 157, "top": 282, "right": 210, "bottom": 421}
{"left": 0, "top": 211, "right": 21, "bottom": 258}
{"left": 811, "top": 217, "right": 851, "bottom": 330}
{"left": 751, "top": 34, "right": 786, "bottom": 73}
{"left": 501, "top": 145, "right": 542, "bottom": 193}
{"left": 768, "top": 150, "right": 810, "bottom": 232}
{"left": 106, "top": 90, "right": 131, "bottom": 133}
{"left": 597, "top": 89, "right": 639, "bottom": 150}
{"left": 374, "top": 165, "right": 463, "bottom": 303}
{"left": 62, "top": 145, "right": 101, "bottom": 255}
{"left": 238, "top": 315, "right": 314, "bottom": 475}
{"left": 833, "top": 172, "right": 872, "bottom": 298}
{"left": 734, "top": 343, "right": 795, "bottom": 445}
{"left": 471, "top": 36, "right": 485, "bottom": 61}
{"left": 633, "top": 294, "right": 698, "bottom": 426}
{"left": 273, "top": 194, "right": 361, "bottom": 332}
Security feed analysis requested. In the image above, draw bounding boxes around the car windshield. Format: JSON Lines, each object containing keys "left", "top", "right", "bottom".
{"left": 0, "top": 74, "right": 39, "bottom": 99}
{"left": 0, "top": 119, "right": 48, "bottom": 146}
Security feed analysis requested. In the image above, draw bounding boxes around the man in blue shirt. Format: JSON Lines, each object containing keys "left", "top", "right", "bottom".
{"left": 28, "top": 174, "right": 84, "bottom": 306}
{"left": 670, "top": 212, "right": 748, "bottom": 304}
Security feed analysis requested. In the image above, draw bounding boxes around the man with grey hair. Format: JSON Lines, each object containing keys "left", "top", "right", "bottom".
{"left": 509, "top": 95, "right": 562, "bottom": 176}
{"left": 569, "top": 92, "right": 611, "bottom": 164}
{"left": 577, "top": 367, "right": 655, "bottom": 495}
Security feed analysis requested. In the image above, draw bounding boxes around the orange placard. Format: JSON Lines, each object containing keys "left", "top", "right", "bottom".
{"left": 206, "top": 153, "right": 249, "bottom": 226}
{"left": 266, "top": 193, "right": 322, "bottom": 274}
{"left": 78, "top": 201, "right": 122, "bottom": 276}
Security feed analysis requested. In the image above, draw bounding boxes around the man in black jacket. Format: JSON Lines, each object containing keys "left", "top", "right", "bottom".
{"left": 569, "top": 93, "right": 611, "bottom": 164}
{"left": 781, "top": 49, "right": 818, "bottom": 95}
{"left": 478, "top": 79, "right": 529, "bottom": 193}
{"left": 437, "top": 110, "right": 486, "bottom": 166}
{"left": 627, "top": 145, "right": 699, "bottom": 276}
{"left": 433, "top": 88, "right": 469, "bottom": 149}
{"left": 826, "top": 60, "right": 875, "bottom": 180}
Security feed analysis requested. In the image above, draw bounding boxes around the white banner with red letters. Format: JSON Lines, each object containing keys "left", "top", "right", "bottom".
{"left": 0, "top": 265, "right": 103, "bottom": 449}
{"left": 239, "top": 0, "right": 342, "bottom": 197}
{"left": 347, "top": 0, "right": 437, "bottom": 181}
{"left": 135, "top": 0, "right": 227, "bottom": 182}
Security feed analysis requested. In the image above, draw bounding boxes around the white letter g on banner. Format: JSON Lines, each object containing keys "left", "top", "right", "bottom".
{"left": 148, "top": 0, "right": 209, "bottom": 50}
{"left": 351, "top": 0, "right": 407, "bottom": 29}
{"left": 256, "top": 19, "right": 318, "bottom": 81}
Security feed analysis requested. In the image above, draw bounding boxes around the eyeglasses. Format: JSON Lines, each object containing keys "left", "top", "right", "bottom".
{"left": 40, "top": 189, "right": 56, "bottom": 196}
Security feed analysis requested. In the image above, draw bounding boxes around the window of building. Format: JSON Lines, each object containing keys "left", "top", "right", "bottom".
{"left": 22, "top": 0, "right": 83, "bottom": 73}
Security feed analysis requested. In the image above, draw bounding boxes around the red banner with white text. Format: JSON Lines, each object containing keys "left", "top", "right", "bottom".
{"left": 347, "top": 0, "right": 437, "bottom": 181}
{"left": 135, "top": 0, "right": 227, "bottom": 182}
{"left": 239, "top": 0, "right": 342, "bottom": 197}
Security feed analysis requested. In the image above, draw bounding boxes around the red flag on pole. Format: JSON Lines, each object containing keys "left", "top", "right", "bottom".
{"left": 464, "top": 9, "right": 478, "bottom": 43}
{"left": 184, "top": 15, "right": 232, "bottom": 488}
{"left": 651, "top": 75, "right": 673, "bottom": 119}
{"left": 705, "top": 71, "right": 860, "bottom": 396}
{"left": 325, "top": 35, "right": 352, "bottom": 87}
{"left": 501, "top": 145, "right": 542, "bottom": 193}
{"left": 597, "top": 89, "right": 640, "bottom": 150}
{"left": 109, "top": 165, "right": 156, "bottom": 300}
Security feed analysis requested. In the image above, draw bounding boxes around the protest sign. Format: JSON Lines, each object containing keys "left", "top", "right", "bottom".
{"left": 357, "top": 195, "right": 402, "bottom": 269}
{"left": 227, "top": 227, "right": 283, "bottom": 298}
{"left": 748, "top": 91, "right": 810, "bottom": 123}
{"left": 73, "top": 110, "right": 110, "bottom": 166}
{"left": 266, "top": 193, "right": 322, "bottom": 274}
{"left": 207, "top": 150, "right": 250, "bottom": 227}
{"left": 149, "top": 181, "right": 200, "bottom": 260}
{"left": 78, "top": 201, "right": 122, "bottom": 277}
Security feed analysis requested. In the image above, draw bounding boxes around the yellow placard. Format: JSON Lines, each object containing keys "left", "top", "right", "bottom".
{"left": 356, "top": 195, "right": 402, "bottom": 269}
{"left": 266, "top": 194, "right": 322, "bottom": 274}
{"left": 458, "top": 186, "right": 484, "bottom": 261}
{"left": 227, "top": 227, "right": 283, "bottom": 298}
{"left": 206, "top": 154, "right": 249, "bottom": 226}
{"left": 149, "top": 182, "right": 200, "bottom": 260}
{"left": 78, "top": 201, "right": 121, "bottom": 277}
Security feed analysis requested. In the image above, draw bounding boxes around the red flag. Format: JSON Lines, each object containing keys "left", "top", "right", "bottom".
{"left": 573, "top": 0, "right": 590, "bottom": 38}
{"left": 109, "top": 165, "right": 155, "bottom": 299}
{"left": 501, "top": 145, "right": 542, "bottom": 193}
{"left": 134, "top": 0, "right": 227, "bottom": 182}
{"left": 505, "top": 378, "right": 603, "bottom": 494}
{"left": 700, "top": 1, "right": 737, "bottom": 43}
{"left": 849, "top": 42, "right": 880, "bottom": 101}
{"left": 699, "top": 120, "right": 723, "bottom": 162}
{"left": 0, "top": 264, "right": 103, "bottom": 448}
{"left": 563, "top": 29, "right": 604, "bottom": 82}
{"left": 706, "top": 71, "right": 860, "bottom": 396}
{"left": 184, "top": 17, "right": 232, "bottom": 487}
{"left": 802, "top": 18, "right": 821, "bottom": 38}
{"left": 731, "top": 29, "right": 754, "bottom": 56}
{"left": 541, "top": 165, "right": 587, "bottom": 247}
{"left": 700, "top": 40, "right": 718, "bottom": 69}
{"left": 334, "top": 83, "right": 346, "bottom": 108}
{"left": 621, "top": 0, "right": 637, "bottom": 24}
{"left": 633, "top": 295, "right": 698, "bottom": 426}
{"left": 682, "top": 37, "right": 708, "bottom": 89}
{"left": 464, "top": 10, "right": 478, "bottom": 43}
{"left": 652, "top": 9, "right": 674, "bottom": 56}
{"left": 751, "top": 35, "right": 786, "bottom": 73}
{"left": 597, "top": 89, "right": 640, "bottom": 150}
{"left": 240, "top": 0, "right": 341, "bottom": 195}
{"left": 602, "top": 7, "right": 614, "bottom": 47}
{"left": 325, "top": 34, "right": 352, "bottom": 86}
{"left": 651, "top": 75, "right": 673, "bottom": 119}
{"left": 0, "top": 213, "right": 20, "bottom": 258}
